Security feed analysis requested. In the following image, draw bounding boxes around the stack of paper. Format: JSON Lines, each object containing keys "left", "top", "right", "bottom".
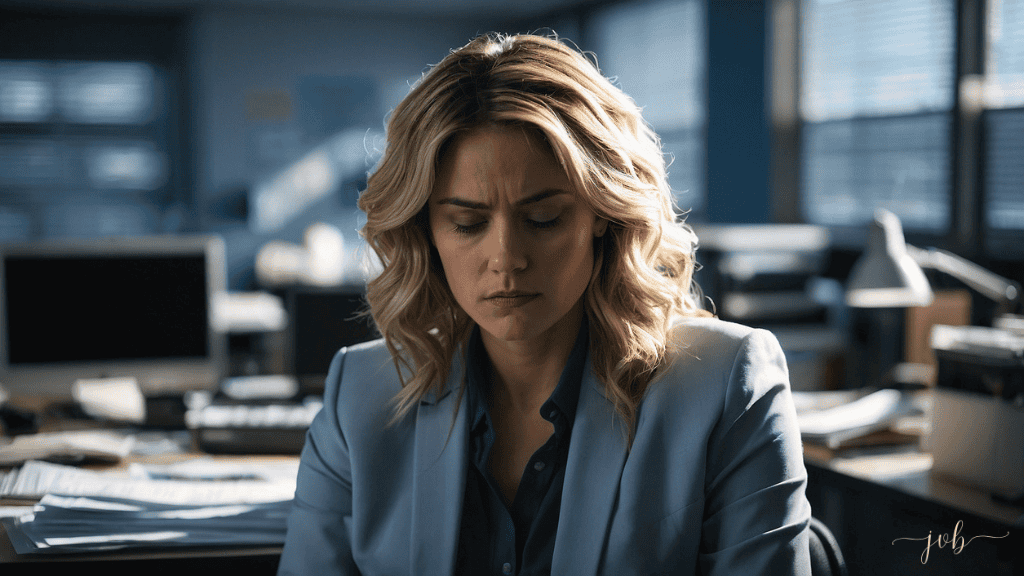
{"left": 1, "top": 459, "right": 297, "bottom": 504}
{"left": 3, "top": 494, "right": 291, "bottom": 554}
{"left": 795, "top": 389, "right": 919, "bottom": 449}
{"left": 0, "top": 458, "right": 299, "bottom": 554}
{"left": 0, "top": 430, "right": 135, "bottom": 466}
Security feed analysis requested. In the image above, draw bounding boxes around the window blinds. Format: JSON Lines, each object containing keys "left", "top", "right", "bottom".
{"left": 588, "top": 0, "right": 706, "bottom": 215}
{"left": 799, "top": 0, "right": 956, "bottom": 232}
{"left": 985, "top": 0, "right": 1024, "bottom": 241}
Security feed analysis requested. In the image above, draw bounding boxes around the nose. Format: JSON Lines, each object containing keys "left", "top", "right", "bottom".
{"left": 485, "top": 217, "right": 527, "bottom": 274}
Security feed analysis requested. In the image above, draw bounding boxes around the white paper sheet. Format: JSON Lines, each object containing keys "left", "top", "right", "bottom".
{"left": 1, "top": 460, "right": 298, "bottom": 505}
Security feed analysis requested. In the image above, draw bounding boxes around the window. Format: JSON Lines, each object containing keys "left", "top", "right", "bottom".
{"left": 796, "top": 0, "right": 1024, "bottom": 260}
{"left": 984, "top": 0, "right": 1024, "bottom": 254}
{"left": 0, "top": 9, "right": 186, "bottom": 242}
{"left": 585, "top": 0, "right": 707, "bottom": 217}
{"left": 799, "top": 0, "right": 956, "bottom": 235}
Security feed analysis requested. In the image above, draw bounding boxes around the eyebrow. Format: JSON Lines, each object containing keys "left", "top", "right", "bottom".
{"left": 434, "top": 189, "right": 569, "bottom": 210}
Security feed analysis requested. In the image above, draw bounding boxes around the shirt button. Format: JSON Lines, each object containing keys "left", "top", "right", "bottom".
{"left": 502, "top": 562, "right": 513, "bottom": 575}
{"left": 548, "top": 409, "right": 558, "bottom": 419}
{"left": 533, "top": 461, "right": 546, "bottom": 472}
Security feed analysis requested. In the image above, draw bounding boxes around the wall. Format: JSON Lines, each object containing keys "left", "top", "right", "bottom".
{"left": 187, "top": 7, "right": 495, "bottom": 286}
{"left": 706, "top": 0, "right": 771, "bottom": 224}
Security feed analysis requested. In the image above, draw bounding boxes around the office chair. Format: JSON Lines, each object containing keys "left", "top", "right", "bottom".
{"left": 808, "top": 516, "right": 849, "bottom": 576}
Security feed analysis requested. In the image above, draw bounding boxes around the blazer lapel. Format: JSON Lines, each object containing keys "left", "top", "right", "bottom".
{"left": 409, "top": 362, "right": 469, "bottom": 575}
{"left": 552, "top": 364, "right": 630, "bottom": 575}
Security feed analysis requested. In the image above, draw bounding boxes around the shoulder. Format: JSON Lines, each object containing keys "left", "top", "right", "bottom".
{"left": 644, "top": 316, "right": 788, "bottom": 408}
{"left": 663, "top": 316, "right": 783, "bottom": 372}
{"left": 323, "top": 337, "right": 405, "bottom": 422}
{"left": 333, "top": 337, "right": 396, "bottom": 382}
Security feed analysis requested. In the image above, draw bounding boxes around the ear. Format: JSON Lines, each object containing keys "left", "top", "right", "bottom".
{"left": 594, "top": 217, "right": 609, "bottom": 238}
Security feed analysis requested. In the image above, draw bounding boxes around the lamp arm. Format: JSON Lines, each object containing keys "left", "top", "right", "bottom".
{"left": 907, "top": 245, "right": 1022, "bottom": 312}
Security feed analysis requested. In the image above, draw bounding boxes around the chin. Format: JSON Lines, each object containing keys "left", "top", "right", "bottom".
{"left": 479, "top": 317, "right": 533, "bottom": 342}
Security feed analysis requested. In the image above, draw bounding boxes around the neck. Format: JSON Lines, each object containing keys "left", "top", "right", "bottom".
{"left": 480, "top": 303, "right": 584, "bottom": 415}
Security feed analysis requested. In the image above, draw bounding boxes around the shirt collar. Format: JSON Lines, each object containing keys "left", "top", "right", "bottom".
{"left": 464, "top": 316, "right": 589, "bottom": 433}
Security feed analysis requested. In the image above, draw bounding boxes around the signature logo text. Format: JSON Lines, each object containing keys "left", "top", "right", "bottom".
{"left": 892, "top": 520, "right": 1010, "bottom": 564}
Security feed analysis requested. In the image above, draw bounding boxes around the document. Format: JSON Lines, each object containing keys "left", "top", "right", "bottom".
{"left": 0, "top": 430, "right": 135, "bottom": 466}
{"left": 0, "top": 458, "right": 299, "bottom": 554}
{"left": 796, "top": 389, "right": 919, "bottom": 449}
{"left": 1, "top": 459, "right": 298, "bottom": 505}
{"left": 3, "top": 494, "right": 291, "bottom": 554}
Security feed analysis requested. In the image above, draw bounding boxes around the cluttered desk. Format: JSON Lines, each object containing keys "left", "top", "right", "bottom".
{"left": 0, "top": 373, "right": 310, "bottom": 571}
{"left": 796, "top": 386, "right": 1023, "bottom": 575}
{"left": 0, "top": 234, "right": 364, "bottom": 573}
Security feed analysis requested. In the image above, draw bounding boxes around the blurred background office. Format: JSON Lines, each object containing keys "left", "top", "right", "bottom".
{"left": 1, "top": 0, "right": 1022, "bottom": 386}
{"left": 1, "top": 2, "right": 1022, "bottom": 572}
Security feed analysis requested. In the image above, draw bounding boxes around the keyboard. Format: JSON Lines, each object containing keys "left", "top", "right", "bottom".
{"left": 184, "top": 397, "right": 322, "bottom": 455}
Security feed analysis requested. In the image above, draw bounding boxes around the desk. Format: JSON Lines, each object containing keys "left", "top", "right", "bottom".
{"left": 805, "top": 446, "right": 1024, "bottom": 576}
{"left": 1, "top": 398, "right": 295, "bottom": 574}
{"left": 0, "top": 527, "right": 281, "bottom": 575}
{"left": 0, "top": 452, "right": 292, "bottom": 574}
{"left": 0, "top": 454, "right": 292, "bottom": 574}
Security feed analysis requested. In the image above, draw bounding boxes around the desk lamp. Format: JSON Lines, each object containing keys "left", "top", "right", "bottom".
{"left": 847, "top": 211, "right": 1024, "bottom": 502}
{"left": 846, "top": 209, "right": 1021, "bottom": 317}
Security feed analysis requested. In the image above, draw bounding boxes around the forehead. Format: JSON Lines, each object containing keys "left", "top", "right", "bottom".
{"left": 431, "top": 124, "right": 572, "bottom": 202}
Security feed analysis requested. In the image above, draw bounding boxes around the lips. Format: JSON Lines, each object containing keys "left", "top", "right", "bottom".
{"left": 484, "top": 290, "right": 540, "bottom": 308}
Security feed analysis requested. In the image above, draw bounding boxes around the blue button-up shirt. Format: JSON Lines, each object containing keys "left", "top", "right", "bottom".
{"left": 454, "top": 318, "right": 589, "bottom": 576}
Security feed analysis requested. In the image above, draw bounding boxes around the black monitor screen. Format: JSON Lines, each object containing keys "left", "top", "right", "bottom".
{"left": 291, "top": 289, "right": 378, "bottom": 381}
{"left": 4, "top": 255, "right": 209, "bottom": 365}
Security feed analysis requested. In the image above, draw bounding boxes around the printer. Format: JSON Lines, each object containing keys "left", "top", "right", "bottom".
{"left": 927, "top": 323, "right": 1024, "bottom": 500}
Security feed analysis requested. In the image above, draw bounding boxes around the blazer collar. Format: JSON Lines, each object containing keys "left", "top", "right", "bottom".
{"left": 409, "top": 349, "right": 468, "bottom": 574}
{"left": 553, "top": 354, "right": 630, "bottom": 574}
{"left": 418, "top": 345, "right": 467, "bottom": 406}
{"left": 409, "top": 345, "right": 629, "bottom": 575}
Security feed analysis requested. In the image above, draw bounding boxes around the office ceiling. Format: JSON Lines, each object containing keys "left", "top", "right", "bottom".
{"left": 2, "top": 0, "right": 605, "bottom": 19}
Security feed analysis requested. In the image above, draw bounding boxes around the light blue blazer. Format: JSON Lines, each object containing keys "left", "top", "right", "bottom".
{"left": 278, "top": 317, "right": 812, "bottom": 575}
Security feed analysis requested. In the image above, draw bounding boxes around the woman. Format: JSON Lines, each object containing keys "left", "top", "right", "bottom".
{"left": 278, "top": 33, "right": 811, "bottom": 575}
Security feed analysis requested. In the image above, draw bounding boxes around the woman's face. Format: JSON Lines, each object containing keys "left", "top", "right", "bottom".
{"left": 428, "top": 124, "right": 607, "bottom": 345}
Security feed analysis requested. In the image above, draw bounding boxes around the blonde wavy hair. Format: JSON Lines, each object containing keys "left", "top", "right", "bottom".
{"left": 358, "top": 32, "right": 709, "bottom": 437}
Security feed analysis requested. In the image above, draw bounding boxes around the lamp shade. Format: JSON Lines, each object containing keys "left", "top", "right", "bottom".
{"left": 846, "top": 209, "right": 934, "bottom": 308}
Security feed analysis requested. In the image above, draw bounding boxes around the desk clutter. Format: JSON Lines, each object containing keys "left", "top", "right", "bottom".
{"left": 794, "top": 388, "right": 926, "bottom": 452}
{"left": 0, "top": 378, "right": 315, "bottom": 555}
{"left": 0, "top": 430, "right": 134, "bottom": 466}
{"left": 0, "top": 458, "right": 298, "bottom": 554}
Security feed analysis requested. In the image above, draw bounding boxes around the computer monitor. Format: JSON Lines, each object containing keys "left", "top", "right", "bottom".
{"left": 0, "top": 235, "right": 227, "bottom": 400}
{"left": 286, "top": 286, "right": 379, "bottom": 394}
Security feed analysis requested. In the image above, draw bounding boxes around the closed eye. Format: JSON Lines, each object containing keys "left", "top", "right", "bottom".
{"left": 453, "top": 221, "right": 485, "bottom": 235}
{"left": 527, "top": 215, "right": 562, "bottom": 229}
{"left": 450, "top": 212, "right": 564, "bottom": 235}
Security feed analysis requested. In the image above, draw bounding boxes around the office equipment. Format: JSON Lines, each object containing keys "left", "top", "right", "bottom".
{"left": 847, "top": 209, "right": 1021, "bottom": 314}
{"left": 184, "top": 396, "right": 321, "bottom": 455}
{"left": 285, "top": 286, "right": 378, "bottom": 394}
{"left": 928, "top": 324, "right": 1024, "bottom": 499}
{"left": 210, "top": 291, "right": 286, "bottom": 334}
{"left": 0, "top": 235, "right": 228, "bottom": 401}
{"left": 220, "top": 375, "right": 297, "bottom": 401}
{"left": 692, "top": 224, "right": 846, "bottom": 390}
